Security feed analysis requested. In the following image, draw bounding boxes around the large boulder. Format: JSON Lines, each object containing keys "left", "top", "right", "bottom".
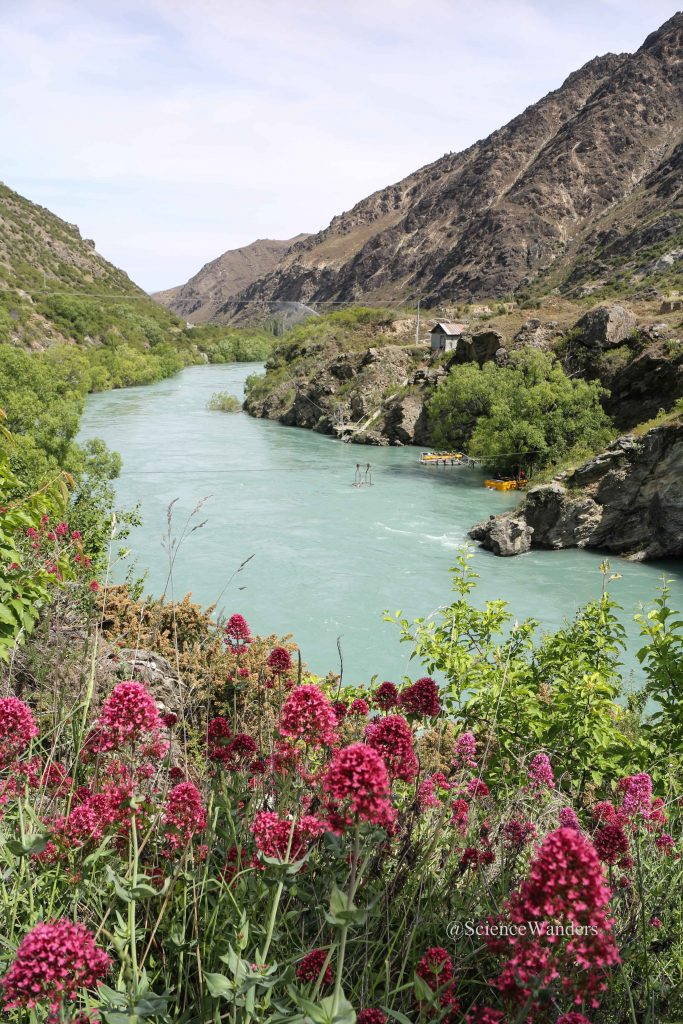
{"left": 572, "top": 304, "right": 637, "bottom": 350}
{"left": 513, "top": 318, "right": 561, "bottom": 351}
{"left": 468, "top": 515, "right": 533, "bottom": 556}
{"left": 451, "top": 330, "right": 505, "bottom": 366}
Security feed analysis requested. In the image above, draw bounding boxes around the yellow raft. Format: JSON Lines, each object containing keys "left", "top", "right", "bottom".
{"left": 484, "top": 479, "right": 520, "bottom": 491}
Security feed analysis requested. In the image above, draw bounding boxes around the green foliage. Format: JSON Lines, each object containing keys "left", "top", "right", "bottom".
{"left": 189, "top": 324, "right": 275, "bottom": 363}
{"left": 207, "top": 392, "right": 242, "bottom": 413}
{"left": 636, "top": 582, "right": 683, "bottom": 771}
{"left": 428, "top": 348, "right": 614, "bottom": 474}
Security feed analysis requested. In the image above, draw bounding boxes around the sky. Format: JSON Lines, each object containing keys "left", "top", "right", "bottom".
{"left": 1, "top": 0, "right": 680, "bottom": 292}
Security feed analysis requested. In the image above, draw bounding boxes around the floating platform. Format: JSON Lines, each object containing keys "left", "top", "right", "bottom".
{"left": 420, "top": 451, "right": 468, "bottom": 465}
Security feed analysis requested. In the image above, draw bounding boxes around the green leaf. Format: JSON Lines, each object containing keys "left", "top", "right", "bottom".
{"left": 204, "top": 972, "right": 234, "bottom": 999}
{"left": 6, "top": 834, "right": 48, "bottom": 857}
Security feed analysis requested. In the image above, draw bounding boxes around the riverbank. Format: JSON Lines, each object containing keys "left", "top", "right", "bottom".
{"left": 78, "top": 362, "right": 683, "bottom": 683}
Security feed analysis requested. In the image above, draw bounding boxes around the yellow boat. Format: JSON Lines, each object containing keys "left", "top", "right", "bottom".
{"left": 484, "top": 479, "right": 519, "bottom": 491}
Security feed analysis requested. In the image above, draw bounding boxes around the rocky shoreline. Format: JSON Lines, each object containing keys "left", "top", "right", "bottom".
{"left": 469, "top": 423, "right": 683, "bottom": 560}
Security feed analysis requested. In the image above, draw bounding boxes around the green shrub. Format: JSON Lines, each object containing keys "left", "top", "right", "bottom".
{"left": 207, "top": 392, "right": 242, "bottom": 412}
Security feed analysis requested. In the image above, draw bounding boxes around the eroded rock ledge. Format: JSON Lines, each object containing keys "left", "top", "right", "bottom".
{"left": 469, "top": 423, "right": 683, "bottom": 560}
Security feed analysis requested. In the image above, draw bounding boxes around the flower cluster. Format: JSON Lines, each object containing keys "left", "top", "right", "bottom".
{"left": 279, "top": 684, "right": 338, "bottom": 747}
{"left": 89, "top": 681, "right": 162, "bottom": 754}
{"left": 452, "top": 731, "right": 477, "bottom": 770}
{"left": 527, "top": 752, "right": 554, "bottom": 791}
{"left": 0, "top": 697, "right": 39, "bottom": 768}
{"left": 373, "top": 681, "right": 399, "bottom": 711}
{"left": 365, "top": 714, "right": 418, "bottom": 782}
{"left": 224, "top": 613, "right": 252, "bottom": 654}
{"left": 296, "top": 948, "right": 333, "bottom": 986}
{"left": 163, "top": 782, "right": 207, "bottom": 852}
{"left": 250, "top": 811, "right": 326, "bottom": 862}
{"left": 399, "top": 677, "right": 440, "bottom": 717}
{"left": 1, "top": 919, "right": 110, "bottom": 1012}
{"left": 324, "top": 743, "right": 395, "bottom": 830}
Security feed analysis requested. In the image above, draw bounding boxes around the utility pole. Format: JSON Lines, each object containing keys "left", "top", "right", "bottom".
{"left": 415, "top": 298, "right": 421, "bottom": 345}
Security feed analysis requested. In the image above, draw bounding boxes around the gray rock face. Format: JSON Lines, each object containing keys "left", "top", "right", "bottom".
{"left": 513, "top": 318, "right": 561, "bottom": 350}
{"left": 469, "top": 515, "right": 533, "bottom": 556}
{"left": 469, "top": 423, "right": 683, "bottom": 560}
{"left": 573, "top": 304, "right": 637, "bottom": 350}
{"left": 451, "top": 330, "right": 505, "bottom": 366}
{"left": 383, "top": 393, "right": 432, "bottom": 445}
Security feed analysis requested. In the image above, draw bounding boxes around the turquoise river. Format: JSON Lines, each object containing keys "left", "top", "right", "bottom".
{"left": 78, "top": 362, "right": 683, "bottom": 686}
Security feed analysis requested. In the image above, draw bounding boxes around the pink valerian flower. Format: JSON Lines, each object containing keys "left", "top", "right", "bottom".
{"left": 619, "top": 773, "right": 653, "bottom": 817}
{"left": 556, "top": 1015, "right": 593, "bottom": 1024}
{"left": 0, "top": 697, "right": 39, "bottom": 768}
{"left": 324, "top": 743, "right": 395, "bottom": 830}
{"left": 559, "top": 806, "right": 581, "bottom": 830}
{"left": 279, "top": 684, "right": 338, "bottom": 747}
{"left": 503, "top": 818, "right": 537, "bottom": 850}
{"left": 357, "top": 1010, "right": 387, "bottom": 1024}
{"left": 88, "top": 580, "right": 100, "bottom": 592}
{"left": 451, "top": 798, "right": 469, "bottom": 832}
{"left": 452, "top": 731, "right": 477, "bottom": 771}
{"left": 365, "top": 714, "right": 418, "bottom": 782}
{"left": 459, "top": 845, "right": 495, "bottom": 871}
{"left": 468, "top": 778, "right": 490, "bottom": 799}
{"left": 58, "top": 780, "right": 134, "bottom": 849}
{"left": 649, "top": 916, "right": 662, "bottom": 929}
{"left": 645, "top": 797, "right": 667, "bottom": 831}
{"left": 207, "top": 718, "right": 258, "bottom": 770}
{"left": 655, "top": 833, "right": 675, "bottom": 856}
{"left": 349, "top": 698, "right": 370, "bottom": 716}
{"left": 267, "top": 646, "right": 293, "bottom": 673}
{"left": 250, "top": 811, "right": 326, "bottom": 861}
{"left": 592, "top": 801, "right": 627, "bottom": 827}
{"left": 1, "top": 919, "right": 110, "bottom": 1012}
{"left": 418, "top": 772, "right": 450, "bottom": 809}
{"left": 332, "top": 700, "right": 348, "bottom": 722}
{"left": 527, "top": 752, "right": 554, "bottom": 790}
{"left": 163, "top": 782, "right": 207, "bottom": 852}
{"left": 373, "top": 681, "right": 399, "bottom": 711}
{"left": 465, "top": 1009, "right": 505, "bottom": 1024}
{"left": 487, "top": 827, "right": 620, "bottom": 1011}
{"left": 594, "top": 824, "right": 630, "bottom": 865}
{"left": 415, "top": 947, "right": 459, "bottom": 1017}
{"left": 296, "top": 948, "right": 333, "bottom": 986}
{"left": 399, "top": 677, "right": 440, "bottom": 718}
{"left": 89, "top": 681, "right": 162, "bottom": 753}
{"left": 224, "top": 613, "right": 252, "bottom": 647}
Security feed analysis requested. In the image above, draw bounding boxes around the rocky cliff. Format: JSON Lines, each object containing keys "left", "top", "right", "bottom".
{"left": 181, "top": 12, "right": 683, "bottom": 317}
{"left": 469, "top": 423, "right": 683, "bottom": 560}
{"left": 153, "top": 235, "right": 309, "bottom": 324}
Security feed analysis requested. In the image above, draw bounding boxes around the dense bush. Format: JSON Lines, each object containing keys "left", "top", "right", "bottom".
{"left": 207, "top": 392, "right": 242, "bottom": 412}
{"left": 0, "top": 551, "right": 681, "bottom": 1023}
{"left": 427, "top": 349, "right": 614, "bottom": 475}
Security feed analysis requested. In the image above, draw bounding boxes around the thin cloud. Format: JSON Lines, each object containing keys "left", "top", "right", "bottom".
{"left": 0, "top": 0, "right": 679, "bottom": 290}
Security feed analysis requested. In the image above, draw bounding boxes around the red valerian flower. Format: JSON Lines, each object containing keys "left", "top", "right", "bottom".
{"left": 418, "top": 773, "right": 450, "bottom": 809}
{"left": 163, "top": 782, "right": 207, "bottom": 852}
{"left": 59, "top": 781, "right": 133, "bottom": 849}
{"left": 324, "top": 743, "right": 395, "bottom": 829}
{"left": 296, "top": 949, "right": 333, "bottom": 986}
{"left": 365, "top": 714, "right": 418, "bottom": 782}
{"left": 619, "top": 773, "right": 653, "bottom": 817}
{"left": 459, "top": 845, "right": 495, "bottom": 871}
{"left": 90, "top": 681, "right": 162, "bottom": 753}
{"left": 88, "top": 580, "right": 100, "bottom": 593}
{"left": 592, "top": 801, "right": 626, "bottom": 827}
{"left": 357, "top": 1010, "right": 387, "bottom": 1024}
{"left": 349, "top": 698, "right": 370, "bottom": 716}
{"left": 655, "top": 833, "right": 675, "bottom": 855}
{"left": 1, "top": 919, "right": 110, "bottom": 1012}
{"left": 452, "top": 730, "right": 477, "bottom": 770}
{"left": 399, "top": 677, "right": 440, "bottom": 717}
{"left": 373, "top": 681, "right": 399, "bottom": 711}
{"left": 649, "top": 916, "right": 662, "bottom": 929}
{"left": 451, "top": 798, "right": 469, "bottom": 831}
{"left": 267, "top": 646, "right": 293, "bottom": 673}
{"left": 279, "top": 684, "right": 338, "bottom": 747}
{"left": 503, "top": 818, "right": 537, "bottom": 849}
{"left": 332, "top": 700, "right": 348, "bottom": 721}
{"left": 559, "top": 806, "right": 581, "bottom": 830}
{"left": 468, "top": 778, "right": 490, "bottom": 799}
{"left": 416, "top": 946, "right": 453, "bottom": 990}
{"left": 556, "top": 1015, "right": 593, "bottom": 1024}
{"left": 488, "top": 827, "right": 620, "bottom": 1011}
{"left": 527, "top": 752, "right": 554, "bottom": 790}
{"left": 465, "top": 1009, "right": 505, "bottom": 1024}
{"left": 0, "top": 697, "right": 38, "bottom": 768}
{"left": 250, "top": 811, "right": 326, "bottom": 861}
{"left": 224, "top": 613, "right": 252, "bottom": 643}
{"left": 593, "top": 824, "right": 630, "bottom": 865}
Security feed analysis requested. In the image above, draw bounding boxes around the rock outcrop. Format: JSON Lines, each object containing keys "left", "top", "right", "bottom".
{"left": 469, "top": 424, "right": 683, "bottom": 560}
{"left": 571, "top": 305, "right": 637, "bottom": 350}
{"left": 194, "top": 12, "right": 683, "bottom": 316}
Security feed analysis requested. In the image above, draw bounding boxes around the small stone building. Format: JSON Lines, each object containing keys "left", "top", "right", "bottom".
{"left": 429, "top": 321, "right": 467, "bottom": 354}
